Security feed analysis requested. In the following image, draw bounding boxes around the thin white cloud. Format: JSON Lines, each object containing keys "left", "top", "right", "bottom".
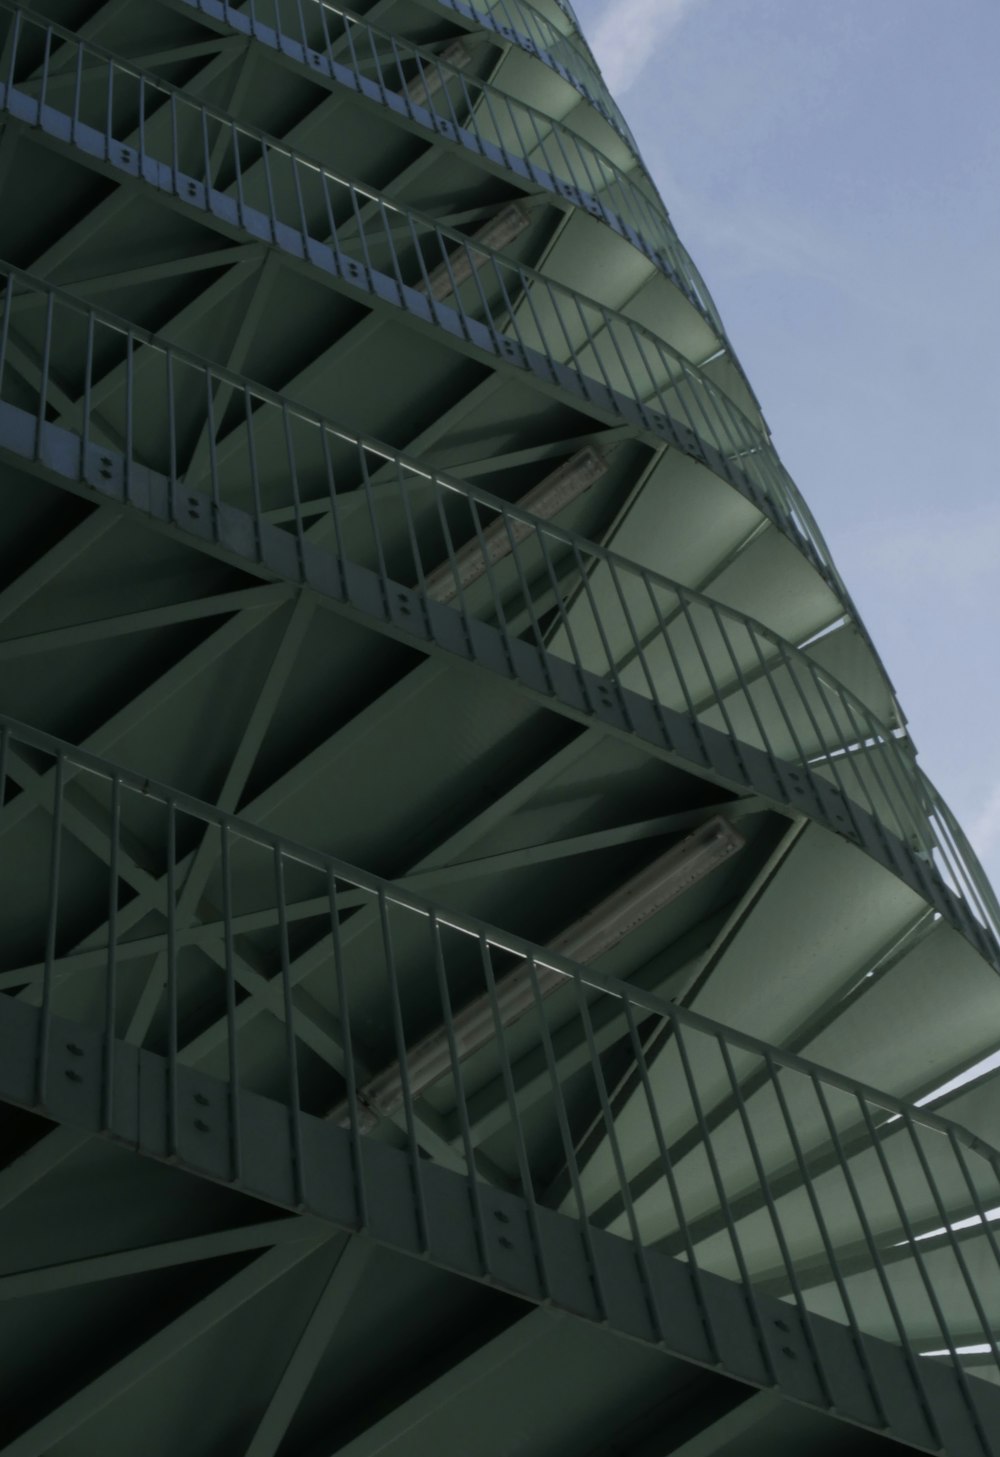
{"left": 587, "top": 0, "right": 702, "bottom": 95}
{"left": 852, "top": 505, "right": 1000, "bottom": 599}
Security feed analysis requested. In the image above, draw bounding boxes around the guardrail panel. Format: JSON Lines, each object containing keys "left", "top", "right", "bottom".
{"left": 1, "top": 721, "right": 1000, "bottom": 1451}
{"left": 1, "top": 260, "right": 997, "bottom": 959}
{"left": 0, "top": 2, "right": 842, "bottom": 583}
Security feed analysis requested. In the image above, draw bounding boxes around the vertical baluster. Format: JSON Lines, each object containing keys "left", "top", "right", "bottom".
{"left": 70, "top": 33, "right": 82, "bottom": 139}
{"left": 533, "top": 527, "right": 592, "bottom": 707}
{"left": 571, "top": 967, "right": 661, "bottom": 1339}
{"left": 220, "top": 822, "right": 242, "bottom": 1184}
{"left": 275, "top": 844, "right": 305, "bottom": 1207}
{"left": 765, "top": 1051, "right": 889, "bottom": 1429}
{"left": 102, "top": 773, "right": 121, "bottom": 1134}
{"left": 498, "top": 507, "right": 555, "bottom": 689}
{"left": 711, "top": 604, "right": 775, "bottom": 766}
{"left": 717, "top": 1036, "right": 836, "bottom": 1410}
{"left": 4, "top": 10, "right": 22, "bottom": 101}
{"left": 905, "top": 1114, "right": 1000, "bottom": 1397}
{"left": 327, "top": 868, "right": 367, "bottom": 1230}
{"left": 569, "top": 539, "right": 635, "bottom": 731}
{"left": 124, "top": 327, "right": 134, "bottom": 499}
{"left": 378, "top": 887, "right": 428, "bottom": 1250}
{"left": 948, "top": 1131, "right": 1000, "bottom": 1385}
{"left": 319, "top": 423, "right": 346, "bottom": 598}
{"left": 429, "top": 912, "right": 486, "bottom": 1271}
{"left": 0, "top": 271, "right": 14, "bottom": 405}
{"left": 243, "top": 385, "right": 263, "bottom": 561}
{"left": 37, "top": 19, "right": 52, "bottom": 116}
{"left": 260, "top": 137, "right": 279, "bottom": 243}
{"left": 35, "top": 287, "right": 54, "bottom": 460}
{"left": 395, "top": 454, "right": 425, "bottom": 595}
{"left": 165, "top": 799, "right": 179, "bottom": 1157}
{"left": 165, "top": 346, "right": 178, "bottom": 523}
{"left": 478, "top": 933, "right": 549, "bottom": 1301}
{"left": 812, "top": 1078, "right": 943, "bottom": 1449}
{"left": 37, "top": 752, "right": 65, "bottom": 1109}
{"left": 357, "top": 441, "right": 390, "bottom": 614}
{"left": 280, "top": 400, "right": 306, "bottom": 579}
{"left": 672, "top": 1018, "right": 778, "bottom": 1387}
{"left": 467, "top": 494, "right": 517, "bottom": 673}
{"left": 621, "top": 997, "right": 719, "bottom": 1362}
{"left": 640, "top": 572, "right": 705, "bottom": 760}
{"left": 861, "top": 1098, "right": 992, "bottom": 1453}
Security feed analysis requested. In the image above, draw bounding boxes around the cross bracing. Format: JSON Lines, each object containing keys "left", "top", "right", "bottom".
{"left": 0, "top": 2, "right": 999, "bottom": 1454}
{"left": 2, "top": 723, "right": 1000, "bottom": 1456}
{"left": 0, "top": 264, "right": 993, "bottom": 955}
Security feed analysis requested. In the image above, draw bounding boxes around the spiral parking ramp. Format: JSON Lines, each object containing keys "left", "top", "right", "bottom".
{"left": 0, "top": 4, "right": 999, "bottom": 1455}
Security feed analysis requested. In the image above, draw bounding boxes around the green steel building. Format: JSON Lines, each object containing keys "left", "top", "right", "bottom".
{"left": 1, "top": 2, "right": 1000, "bottom": 1453}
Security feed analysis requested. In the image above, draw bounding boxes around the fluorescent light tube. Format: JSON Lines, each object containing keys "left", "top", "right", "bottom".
{"left": 420, "top": 203, "right": 531, "bottom": 301}
{"left": 403, "top": 40, "right": 472, "bottom": 108}
{"left": 921, "top": 1345, "right": 994, "bottom": 1358}
{"left": 423, "top": 446, "right": 607, "bottom": 604}
{"left": 343, "top": 816, "right": 744, "bottom": 1129}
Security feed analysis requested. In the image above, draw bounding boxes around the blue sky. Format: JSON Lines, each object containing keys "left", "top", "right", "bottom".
{"left": 575, "top": 0, "right": 1000, "bottom": 889}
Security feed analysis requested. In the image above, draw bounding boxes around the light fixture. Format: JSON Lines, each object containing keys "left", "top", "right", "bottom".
{"left": 403, "top": 40, "right": 472, "bottom": 109}
{"left": 420, "top": 202, "right": 531, "bottom": 302}
{"left": 344, "top": 816, "right": 745, "bottom": 1129}
{"left": 921, "top": 1345, "right": 994, "bottom": 1358}
{"left": 546, "top": 816, "right": 745, "bottom": 963}
{"left": 423, "top": 446, "right": 608, "bottom": 604}
{"left": 894, "top": 1205, "right": 1000, "bottom": 1247}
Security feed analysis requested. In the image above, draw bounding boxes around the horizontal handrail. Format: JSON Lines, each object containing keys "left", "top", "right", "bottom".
{"left": 542, "top": 0, "right": 582, "bottom": 31}
{"left": 0, "top": 3, "right": 846, "bottom": 594}
{"left": 3, "top": 716, "right": 1000, "bottom": 1444}
{"left": 0, "top": 715, "right": 990, "bottom": 1155}
{"left": 172, "top": 0, "right": 727, "bottom": 337}
{"left": 1, "top": 262, "right": 996, "bottom": 966}
{"left": 922, "top": 780, "right": 1000, "bottom": 947}
{"left": 432, "top": 0, "right": 641, "bottom": 155}
{"left": 202, "top": 0, "right": 636, "bottom": 155}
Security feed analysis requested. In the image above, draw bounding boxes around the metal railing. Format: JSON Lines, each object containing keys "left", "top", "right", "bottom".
{"left": 0, "top": 4, "right": 842, "bottom": 590}
{"left": 430, "top": 0, "right": 641, "bottom": 154}
{"left": 3, "top": 716, "right": 1000, "bottom": 1451}
{"left": 538, "top": 0, "right": 582, "bottom": 32}
{"left": 192, "top": 0, "right": 637, "bottom": 155}
{"left": 1, "top": 264, "right": 998, "bottom": 963}
{"left": 171, "top": 0, "right": 727, "bottom": 336}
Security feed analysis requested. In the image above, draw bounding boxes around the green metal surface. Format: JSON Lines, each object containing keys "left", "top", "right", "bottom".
{"left": 0, "top": 1, "right": 998, "bottom": 1453}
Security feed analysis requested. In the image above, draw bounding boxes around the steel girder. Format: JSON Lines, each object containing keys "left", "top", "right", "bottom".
{"left": 1, "top": 4, "right": 999, "bottom": 1455}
